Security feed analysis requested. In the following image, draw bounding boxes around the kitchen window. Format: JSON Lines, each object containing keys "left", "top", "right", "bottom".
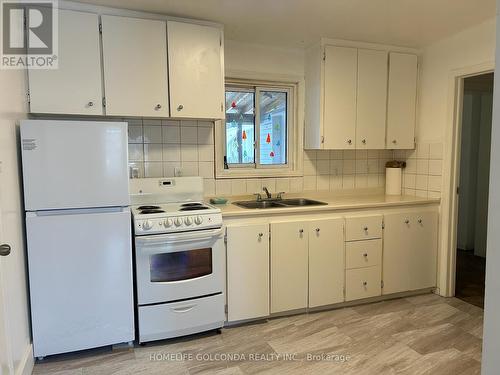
{"left": 215, "top": 79, "right": 302, "bottom": 178}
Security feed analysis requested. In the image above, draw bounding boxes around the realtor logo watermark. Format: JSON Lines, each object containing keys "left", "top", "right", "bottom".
{"left": 1, "top": 0, "right": 58, "bottom": 69}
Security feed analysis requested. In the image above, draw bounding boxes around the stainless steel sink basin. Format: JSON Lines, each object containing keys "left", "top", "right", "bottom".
{"left": 280, "top": 198, "right": 328, "bottom": 207}
{"left": 233, "top": 198, "right": 327, "bottom": 209}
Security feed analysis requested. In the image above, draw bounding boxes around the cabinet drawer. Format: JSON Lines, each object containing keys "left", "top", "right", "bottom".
{"left": 345, "top": 215, "right": 383, "bottom": 241}
{"left": 345, "top": 266, "right": 381, "bottom": 301}
{"left": 138, "top": 293, "right": 224, "bottom": 343}
{"left": 346, "top": 239, "right": 382, "bottom": 269}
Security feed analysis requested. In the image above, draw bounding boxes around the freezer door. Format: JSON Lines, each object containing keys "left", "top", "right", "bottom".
{"left": 26, "top": 208, "right": 134, "bottom": 357}
{"left": 21, "top": 120, "right": 129, "bottom": 210}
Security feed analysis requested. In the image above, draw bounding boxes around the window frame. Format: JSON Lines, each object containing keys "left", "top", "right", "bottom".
{"left": 215, "top": 77, "right": 303, "bottom": 179}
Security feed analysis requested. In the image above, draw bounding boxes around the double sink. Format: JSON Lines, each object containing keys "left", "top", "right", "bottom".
{"left": 234, "top": 198, "right": 328, "bottom": 209}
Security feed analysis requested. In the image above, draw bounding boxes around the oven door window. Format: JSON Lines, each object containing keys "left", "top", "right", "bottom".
{"left": 150, "top": 248, "right": 213, "bottom": 282}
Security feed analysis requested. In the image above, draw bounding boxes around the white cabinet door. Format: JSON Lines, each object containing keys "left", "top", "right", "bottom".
{"left": 386, "top": 53, "right": 418, "bottom": 149}
{"left": 101, "top": 15, "right": 169, "bottom": 117}
{"left": 168, "top": 21, "right": 224, "bottom": 119}
{"left": 28, "top": 10, "right": 103, "bottom": 115}
{"left": 270, "top": 221, "right": 308, "bottom": 313}
{"left": 226, "top": 224, "right": 269, "bottom": 322}
{"left": 323, "top": 46, "right": 357, "bottom": 149}
{"left": 410, "top": 212, "right": 438, "bottom": 290}
{"left": 356, "top": 49, "right": 388, "bottom": 149}
{"left": 382, "top": 212, "right": 411, "bottom": 294}
{"left": 308, "top": 218, "right": 344, "bottom": 307}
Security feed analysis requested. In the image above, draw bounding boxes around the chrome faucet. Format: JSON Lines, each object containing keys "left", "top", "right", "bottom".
{"left": 262, "top": 186, "right": 272, "bottom": 199}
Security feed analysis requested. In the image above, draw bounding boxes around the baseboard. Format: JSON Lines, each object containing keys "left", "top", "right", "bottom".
{"left": 16, "top": 343, "right": 34, "bottom": 375}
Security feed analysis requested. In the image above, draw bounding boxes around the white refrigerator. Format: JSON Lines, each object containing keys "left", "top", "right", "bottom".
{"left": 20, "top": 120, "right": 135, "bottom": 359}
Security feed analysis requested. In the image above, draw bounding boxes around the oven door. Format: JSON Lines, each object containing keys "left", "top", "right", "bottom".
{"left": 135, "top": 228, "right": 225, "bottom": 305}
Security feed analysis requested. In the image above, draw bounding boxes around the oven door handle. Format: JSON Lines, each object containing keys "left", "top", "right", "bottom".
{"left": 135, "top": 227, "right": 224, "bottom": 245}
{"left": 171, "top": 304, "right": 197, "bottom": 313}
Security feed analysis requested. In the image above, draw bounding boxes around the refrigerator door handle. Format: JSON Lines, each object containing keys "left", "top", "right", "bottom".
{"left": 28, "top": 206, "right": 130, "bottom": 217}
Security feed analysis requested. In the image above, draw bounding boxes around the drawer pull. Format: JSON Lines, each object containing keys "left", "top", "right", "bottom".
{"left": 171, "top": 304, "right": 196, "bottom": 313}
{"left": 363, "top": 253, "right": 368, "bottom": 257}
{"left": 258, "top": 233, "right": 263, "bottom": 238}
{"left": 363, "top": 226, "right": 368, "bottom": 231}
{"left": 418, "top": 219, "right": 423, "bottom": 224}
{"left": 299, "top": 229, "right": 304, "bottom": 234}
{"left": 315, "top": 228, "right": 320, "bottom": 233}
{"left": 404, "top": 219, "right": 410, "bottom": 224}
{"left": 363, "top": 281, "right": 368, "bottom": 286}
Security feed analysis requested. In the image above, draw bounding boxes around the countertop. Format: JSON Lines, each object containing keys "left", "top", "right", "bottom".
{"left": 206, "top": 190, "right": 440, "bottom": 218}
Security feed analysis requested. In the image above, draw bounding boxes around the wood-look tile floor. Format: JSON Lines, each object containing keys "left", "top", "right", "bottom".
{"left": 33, "top": 294, "right": 483, "bottom": 375}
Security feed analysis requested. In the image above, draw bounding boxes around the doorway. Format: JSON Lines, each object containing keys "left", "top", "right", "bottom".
{"left": 455, "top": 72, "right": 494, "bottom": 308}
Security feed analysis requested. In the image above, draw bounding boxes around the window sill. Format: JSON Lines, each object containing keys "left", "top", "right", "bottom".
{"left": 215, "top": 168, "right": 303, "bottom": 179}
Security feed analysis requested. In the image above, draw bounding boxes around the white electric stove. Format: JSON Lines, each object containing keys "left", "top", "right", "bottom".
{"left": 130, "top": 177, "right": 225, "bottom": 343}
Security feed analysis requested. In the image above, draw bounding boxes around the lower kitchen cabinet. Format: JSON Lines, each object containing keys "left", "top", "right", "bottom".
{"left": 383, "top": 210, "right": 438, "bottom": 294}
{"left": 308, "top": 218, "right": 344, "bottom": 308}
{"left": 270, "top": 221, "right": 308, "bottom": 313}
{"left": 226, "top": 224, "right": 269, "bottom": 322}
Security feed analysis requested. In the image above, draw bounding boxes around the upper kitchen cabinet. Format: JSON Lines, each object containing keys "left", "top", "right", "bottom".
{"left": 356, "top": 49, "right": 388, "bottom": 149}
{"left": 323, "top": 46, "right": 357, "bottom": 149}
{"left": 29, "top": 10, "right": 103, "bottom": 115}
{"left": 305, "top": 41, "right": 418, "bottom": 150}
{"left": 386, "top": 52, "right": 418, "bottom": 149}
{"left": 101, "top": 15, "right": 169, "bottom": 117}
{"left": 167, "top": 21, "right": 225, "bottom": 119}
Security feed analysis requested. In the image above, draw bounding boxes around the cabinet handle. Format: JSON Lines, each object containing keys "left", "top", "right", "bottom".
{"left": 177, "top": 104, "right": 184, "bottom": 111}
{"left": 362, "top": 139, "right": 366, "bottom": 144}
{"left": 258, "top": 233, "right": 264, "bottom": 239}
{"left": 155, "top": 104, "right": 162, "bottom": 110}
{"left": 363, "top": 281, "right": 368, "bottom": 286}
{"left": 418, "top": 219, "right": 423, "bottom": 224}
{"left": 404, "top": 219, "right": 410, "bottom": 224}
{"left": 347, "top": 139, "right": 352, "bottom": 145}
{"left": 363, "top": 226, "right": 368, "bottom": 231}
{"left": 299, "top": 229, "right": 304, "bottom": 234}
{"left": 315, "top": 228, "right": 320, "bottom": 233}
{"left": 87, "top": 101, "right": 94, "bottom": 107}
{"left": 363, "top": 253, "right": 368, "bottom": 257}
{"left": 392, "top": 139, "right": 397, "bottom": 144}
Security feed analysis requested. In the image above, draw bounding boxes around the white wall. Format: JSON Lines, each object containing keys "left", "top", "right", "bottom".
{"left": 224, "top": 39, "right": 304, "bottom": 77}
{"left": 418, "top": 17, "right": 496, "bottom": 142}
{"left": 0, "top": 69, "right": 32, "bottom": 374}
{"left": 481, "top": 6, "right": 500, "bottom": 374}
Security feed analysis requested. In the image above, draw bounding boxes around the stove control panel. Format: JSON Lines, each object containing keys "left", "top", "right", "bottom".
{"left": 134, "top": 214, "right": 222, "bottom": 235}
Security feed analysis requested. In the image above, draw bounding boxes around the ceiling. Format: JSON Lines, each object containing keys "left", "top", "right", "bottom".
{"left": 73, "top": 0, "right": 496, "bottom": 48}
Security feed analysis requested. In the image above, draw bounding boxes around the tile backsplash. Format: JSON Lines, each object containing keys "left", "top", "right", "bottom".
{"left": 397, "top": 142, "right": 444, "bottom": 199}
{"left": 126, "top": 118, "right": 442, "bottom": 198}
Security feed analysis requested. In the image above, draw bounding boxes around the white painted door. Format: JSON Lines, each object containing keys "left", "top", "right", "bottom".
{"left": 101, "top": 15, "right": 169, "bottom": 117}
{"left": 270, "top": 221, "right": 308, "bottom": 313}
{"left": 410, "top": 211, "right": 438, "bottom": 290}
{"left": 167, "top": 21, "right": 224, "bottom": 119}
{"left": 28, "top": 9, "right": 103, "bottom": 115}
{"left": 323, "top": 46, "right": 357, "bottom": 149}
{"left": 386, "top": 53, "right": 418, "bottom": 149}
{"left": 308, "top": 218, "right": 344, "bottom": 307}
{"left": 226, "top": 224, "right": 269, "bottom": 322}
{"left": 0, "top": 209, "right": 14, "bottom": 375}
{"left": 0, "top": 68, "right": 32, "bottom": 375}
{"left": 356, "top": 49, "right": 388, "bottom": 149}
{"left": 382, "top": 212, "right": 411, "bottom": 294}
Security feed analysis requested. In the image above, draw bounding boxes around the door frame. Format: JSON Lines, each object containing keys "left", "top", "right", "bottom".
{"left": 441, "top": 61, "right": 494, "bottom": 297}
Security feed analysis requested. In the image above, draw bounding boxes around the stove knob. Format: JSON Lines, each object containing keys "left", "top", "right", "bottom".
{"left": 174, "top": 218, "right": 183, "bottom": 227}
{"left": 163, "top": 218, "right": 173, "bottom": 228}
{"left": 184, "top": 217, "right": 193, "bottom": 225}
{"left": 143, "top": 220, "right": 153, "bottom": 230}
{"left": 194, "top": 216, "right": 203, "bottom": 225}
